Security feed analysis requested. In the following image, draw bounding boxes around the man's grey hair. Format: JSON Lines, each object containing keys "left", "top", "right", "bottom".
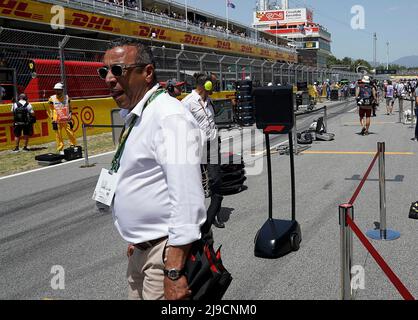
{"left": 18, "top": 93, "right": 28, "bottom": 101}
{"left": 107, "top": 38, "right": 157, "bottom": 83}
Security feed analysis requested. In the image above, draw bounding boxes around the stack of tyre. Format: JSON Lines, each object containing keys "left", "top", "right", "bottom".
{"left": 234, "top": 80, "right": 255, "bottom": 127}
{"left": 219, "top": 153, "right": 247, "bottom": 196}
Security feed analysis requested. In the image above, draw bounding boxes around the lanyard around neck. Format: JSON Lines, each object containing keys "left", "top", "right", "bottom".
{"left": 110, "top": 88, "right": 165, "bottom": 173}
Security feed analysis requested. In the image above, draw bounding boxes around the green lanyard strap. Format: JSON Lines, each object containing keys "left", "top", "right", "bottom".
{"left": 110, "top": 88, "right": 165, "bottom": 173}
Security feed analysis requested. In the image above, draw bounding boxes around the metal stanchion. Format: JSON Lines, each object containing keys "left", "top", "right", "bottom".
{"left": 339, "top": 204, "right": 354, "bottom": 300}
{"left": 293, "top": 110, "right": 298, "bottom": 155}
{"left": 81, "top": 124, "right": 96, "bottom": 168}
{"left": 398, "top": 98, "right": 403, "bottom": 123}
{"left": 410, "top": 99, "right": 415, "bottom": 128}
{"left": 366, "top": 142, "right": 400, "bottom": 241}
{"left": 323, "top": 105, "right": 328, "bottom": 132}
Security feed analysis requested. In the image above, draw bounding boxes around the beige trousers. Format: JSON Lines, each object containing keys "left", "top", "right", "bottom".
{"left": 126, "top": 239, "right": 168, "bottom": 300}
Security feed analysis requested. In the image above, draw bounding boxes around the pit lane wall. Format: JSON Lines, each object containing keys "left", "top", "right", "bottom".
{"left": 0, "top": 0, "right": 297, "bottom": 63}
{"left": 0, "top": 91, "right": 236, "bottom": 151}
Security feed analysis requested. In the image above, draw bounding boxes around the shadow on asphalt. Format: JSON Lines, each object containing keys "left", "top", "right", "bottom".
{"left": 219, "top": 207, "right": 235, "bottom": 223}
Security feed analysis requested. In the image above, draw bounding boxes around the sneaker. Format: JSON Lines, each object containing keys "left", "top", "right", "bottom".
{"left": 12, "top": 147, "right": 19, "bottom": 152}
{"left": 22, "top": 147, "right": 29, "bottom": 152}
{"left": 360, "top": 127, "right": 366, "bottom": 135}
{"left": 213, "top": 216, "right": 225, "bottom": 229}
{"left": 364, "top": 130, "right": 369, "bottom": 136}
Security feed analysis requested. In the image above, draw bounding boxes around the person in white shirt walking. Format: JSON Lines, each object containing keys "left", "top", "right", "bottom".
{"left": 100, "top": 39, "right": 206, "bottom": 300}
{"left": 182, "top": 73, "right": 225, "bottom": 229}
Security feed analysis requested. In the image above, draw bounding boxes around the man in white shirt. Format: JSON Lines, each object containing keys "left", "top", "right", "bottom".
{"left": 182, "top": 73, "right": 225, "bottom": 228}
{"left": 11, "top": 93, "right": 35, "bottom": 152}
{"left": 100, "top": 39, "right": 206, "bottom": 300}
{"left": 397, "top": 80, "right": 406, "bottom": 119}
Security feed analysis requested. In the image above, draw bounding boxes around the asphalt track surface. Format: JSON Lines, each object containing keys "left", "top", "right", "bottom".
{"left": 1, "top": 98, "right": 417, "bottom": 300}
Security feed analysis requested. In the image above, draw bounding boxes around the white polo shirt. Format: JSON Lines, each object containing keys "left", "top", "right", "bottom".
{"left": 11, "top": 100, "right": 34, "bottom": 113}
{"left": 181, "top": 90, "right": 217, "bottom": 142}
{"left": 112, "top": 84, "right": 206, "bottom": 246}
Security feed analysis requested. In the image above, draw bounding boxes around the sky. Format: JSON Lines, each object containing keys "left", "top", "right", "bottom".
{"left": 183, "top": 0, "right": 418, "bottom": 63}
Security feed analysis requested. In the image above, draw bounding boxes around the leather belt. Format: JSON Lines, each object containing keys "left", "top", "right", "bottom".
{"left": 134, "top": 236, "right": 168, "bottom": 251}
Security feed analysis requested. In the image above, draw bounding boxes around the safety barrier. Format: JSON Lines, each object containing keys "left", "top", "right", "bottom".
{"left": 81, "top": 123, "right": 123, "bottom": 167}
{"left": 339, "top": 142, "right": 414, "bottom": 300}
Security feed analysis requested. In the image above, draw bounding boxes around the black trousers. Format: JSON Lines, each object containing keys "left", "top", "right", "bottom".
{"left": 206, "top": 138, "right": 223, "bottom": 220}
{"left": 415, "top": 108, "right": 418, "bottom": 139}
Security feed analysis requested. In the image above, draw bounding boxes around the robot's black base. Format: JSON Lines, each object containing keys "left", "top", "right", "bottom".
{"left": 254, "top": 218, "right": 302, "bottom": 259}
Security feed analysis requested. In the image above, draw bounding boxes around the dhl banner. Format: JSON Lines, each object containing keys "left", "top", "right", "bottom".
{"left": 0, "top": 97, "right": 118, "bottom": 151}
{"left": 0, "top": 0, "right": 297, "bottom": 63}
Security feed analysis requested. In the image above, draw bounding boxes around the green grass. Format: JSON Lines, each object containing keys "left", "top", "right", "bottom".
{"left": 0, "top": 132, "right": 116, "bottom": 177}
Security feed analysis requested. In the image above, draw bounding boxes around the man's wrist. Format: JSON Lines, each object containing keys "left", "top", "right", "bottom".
{"left": 164, "top": 268, "right": 185, "bottom": 281}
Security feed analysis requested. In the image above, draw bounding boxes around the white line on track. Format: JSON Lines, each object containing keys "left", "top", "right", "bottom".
{"left": 0, "top": 151, "right": 115, "bottom": 181}
{"left": 1, "top": 137, "right": 290, "bottom": 181}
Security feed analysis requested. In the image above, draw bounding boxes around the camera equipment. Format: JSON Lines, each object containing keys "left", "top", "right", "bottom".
{"left": 234, "top": 80, "right": 255, "bottom": 126}
{"left": 253, "top": 85, "right": 302, "bottom": 259}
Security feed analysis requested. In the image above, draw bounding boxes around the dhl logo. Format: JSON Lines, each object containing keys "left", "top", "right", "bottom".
{"left": 184, "top": 34, "right": 204, "bottom": 46}
{"left": 0, "top": 0, "right": 32, "bottom": 18}
{"left": 260, "top": 49, "right": 271, "bottom": 57}
{"left": 216, "top": 41, "right": 231, "bottom": 50}
{"left": 241, "top": 45, "right": 253, "bottom": 54}
{"left": 137, "top": 26, "right": 167, "bottom": 39}
{"left": 71, "top": 13, "right": 113, "bottom": 31}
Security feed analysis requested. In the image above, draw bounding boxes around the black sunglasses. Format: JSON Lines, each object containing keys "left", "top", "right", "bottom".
{"left": 97, "top": 63, "right": 148, "bottom": 80}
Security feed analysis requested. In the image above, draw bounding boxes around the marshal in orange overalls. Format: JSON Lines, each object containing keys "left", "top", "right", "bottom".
{"left": 48, "top": 94, "right": 77, "bottom": 152}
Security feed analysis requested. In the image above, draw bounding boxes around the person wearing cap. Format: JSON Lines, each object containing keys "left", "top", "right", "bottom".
{"left": 164, "top": 79, "right": 184, "bottom": 98}
{"left": 11, "top": 93, "right": 35, "bottom": 152}
{"left": 48, "top": 82, "right": 77, "bottom": 153}
{"left": 356, "top": 75, "right": 377, "bottom": 136}
{"left": 182, "top": 73, "right": 225, "bottom": 229}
